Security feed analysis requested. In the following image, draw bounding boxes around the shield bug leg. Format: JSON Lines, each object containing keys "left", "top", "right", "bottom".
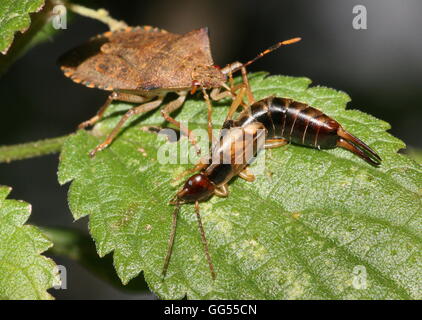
{"left": 78, "top": 92, "right": 150, "bottom": 129}
{"left": 78, "top": 96, "right": 113, "bottom": 130}
{"left": 160, "top": 92, "right": 202, "bottom": 155}
{"left": 208, "top": 62, "right": 245, "bottom": 102}
{"left": 224, "top": 86, "right": 247, "bottom": 122}
{"left": 209, "top": 82, "right": 232, "bottom": 101}
{"left": 221, "top": 61, "right": 255, "bottom": 105}
{"left": 228, "top": 69, "right": 235, "bottom": 92}
{"left": 225, "top": 63, "right": 254, "bottom": 104}
{"left": 240, "top": 65, "right": 255, "bottom": 105}
{"left": 210, "top": 61, "right": 252, "bottom": 114}
{"left": 200, "top": 86, "right": 215, "bottom": 145}
{"left": 89, "top": 96, "right": 164, "bottom": 157}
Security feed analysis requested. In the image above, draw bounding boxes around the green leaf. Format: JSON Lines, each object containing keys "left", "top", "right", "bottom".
{"left": 58, "top": 73, "right": 422, "bottom": 299}
{"left": 406, "top": 148, "right": 422, "bottom": 164}
{"left": 0, "top": 0, "right": 45, "bottom": 54}
{"left": 43, "top": 226, "right": 149, "bottom": 292}
{"left": 0, "top": 186, "right": 60, "bottom": 299}
{"left": 0, "top": 1, "right": 64, "bottom": 76}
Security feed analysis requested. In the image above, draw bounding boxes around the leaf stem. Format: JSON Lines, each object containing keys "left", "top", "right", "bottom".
{"left": 0, "top": 134, "right": 69, "bottom": 163}
{"left": 65, "top": 2, "right": 128, "bottom": 31}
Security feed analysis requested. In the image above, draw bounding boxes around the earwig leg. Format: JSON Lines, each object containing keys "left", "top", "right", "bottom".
{"left": 214, "top": 184, "right": 229, "bottom": 197}
{"left": 336, "top": 127, "right": 381, "bottom": 166}
{"left": 162, "top": 202, "right": 180, "bottom": 279}
{"left": 78, "top": 92, "right": 150, "bottom": 129}
{"left": 264, "top": 139, "right": 288, "bottom": 149}
{"left": 161, "top": 92, "right": 202, "bottom": 155}
{"left": 225, "top": 86, "right": 247, "bottom": 122}
{"left": 238, "top": 168, "right": 256, "bottom": 182}
{"left": 89, "top": 97, "right": 164, "bottom": 157}
{"left": 194, "top": 201, "right": 216, "bottom": 280}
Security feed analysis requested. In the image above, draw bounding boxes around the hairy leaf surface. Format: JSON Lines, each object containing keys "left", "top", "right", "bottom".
{"left": 0, "top": 186, "right": 60, "bottom": 299}
{"left": 0, "top": 0, "right": 44, "bottom": 54}
{"left": 58, "top": 73, "right": 422, "bottom": 299}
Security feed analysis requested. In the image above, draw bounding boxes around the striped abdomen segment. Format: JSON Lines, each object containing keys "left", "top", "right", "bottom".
{"left": 235, "top": 97, "right": 341, "bottom": 149}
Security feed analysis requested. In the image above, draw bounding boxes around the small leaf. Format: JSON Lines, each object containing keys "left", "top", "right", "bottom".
{"left": 0, "top": 0, "right": 45, "bottom": 54}
{"left": 0, "top": 185, "right": 60, "bottom": 299}
{"left": 58, "top": 73, "right": 422, "bottom": 299}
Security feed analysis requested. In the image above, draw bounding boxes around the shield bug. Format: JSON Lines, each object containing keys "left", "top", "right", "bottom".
{"left": 59, "top": 25, "right": 300, "bottom": 156}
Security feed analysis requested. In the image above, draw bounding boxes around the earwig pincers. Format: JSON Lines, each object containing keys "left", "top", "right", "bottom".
{"left": 162, "top": 89, "right": 382, "bottom": 280}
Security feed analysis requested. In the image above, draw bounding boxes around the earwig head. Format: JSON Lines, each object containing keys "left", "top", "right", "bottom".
{"left": 176, "top": 173, "right": 215, "bottom": 203}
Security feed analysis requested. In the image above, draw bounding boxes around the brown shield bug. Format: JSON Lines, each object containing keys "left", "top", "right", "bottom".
{"left": 59, "top": 25, "right": 300, "bottom": 156}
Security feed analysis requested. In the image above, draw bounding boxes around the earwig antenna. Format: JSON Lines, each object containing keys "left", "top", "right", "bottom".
{"left": 194, "top": 201, "right": 216, "bottom": 280}
{"left": 232, "top": 37, "right": 302, "bottom": 74}
{"left": 162, "top": 202, "right": 180, "bottom": 278}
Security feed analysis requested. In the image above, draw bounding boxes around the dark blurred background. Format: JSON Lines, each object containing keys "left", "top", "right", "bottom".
{"left": 0, "top": 0, "right": 421, "bottom": 299}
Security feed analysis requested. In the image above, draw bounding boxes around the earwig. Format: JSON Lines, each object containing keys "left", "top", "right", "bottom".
{"left": 162, "top": 75, "right": 382, "bottom": 281}
{"left": 223, "top": 96, "right": 382, "bottom": 166}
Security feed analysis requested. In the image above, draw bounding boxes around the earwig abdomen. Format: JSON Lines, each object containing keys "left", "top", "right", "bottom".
{"left": 236, "top": 97, "right": 341, "bottom": 149}
{"left": 231, "top": 96, "right": 381, "bottom": 166}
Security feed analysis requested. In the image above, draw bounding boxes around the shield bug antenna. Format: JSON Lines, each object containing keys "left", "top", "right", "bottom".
{"left": 236, "top": 37, "right": 302, "bottom": 72}
{"left": 217, "top": 37, "right": 302, "bottom": 105}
